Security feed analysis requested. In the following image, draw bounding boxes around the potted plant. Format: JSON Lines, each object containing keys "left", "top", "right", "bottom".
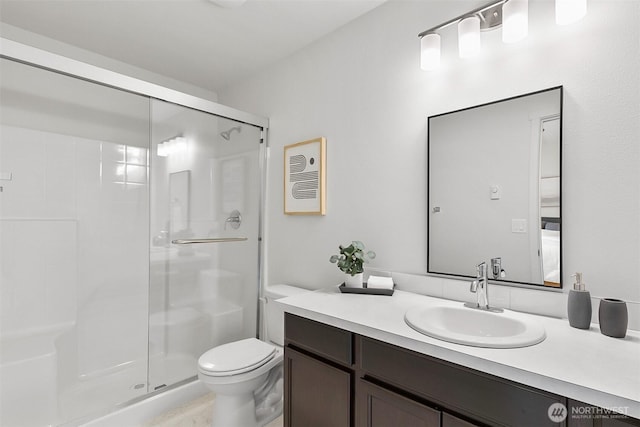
{"left": 329, "top": 241, "right": 376, "bottom": 288}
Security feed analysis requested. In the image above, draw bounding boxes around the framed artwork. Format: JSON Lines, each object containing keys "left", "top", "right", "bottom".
{"left": 284, "top": 137, "right": 326, "bottom": 215}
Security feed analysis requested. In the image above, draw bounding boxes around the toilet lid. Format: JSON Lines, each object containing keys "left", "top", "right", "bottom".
{"left": 198, "top": 338, "right": 276, "bottom": 376}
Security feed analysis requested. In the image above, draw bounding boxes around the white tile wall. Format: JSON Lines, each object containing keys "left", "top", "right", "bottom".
{"left": 0, "top": 125, "right": 79, "bottom": 332}
{"left": 1, "top": 125, "right": 150, "bottom": 374}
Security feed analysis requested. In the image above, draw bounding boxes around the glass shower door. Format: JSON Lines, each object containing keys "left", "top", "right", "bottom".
{"left": 0, "top": 58, "right": 150, "bottom": 426}
{"left": 149, "top": 100, "right": 262, "bottom": 389}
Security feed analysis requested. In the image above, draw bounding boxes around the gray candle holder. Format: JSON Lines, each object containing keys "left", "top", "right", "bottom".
{"left": 598, "top": 298, "right": 628, "bottom": 338}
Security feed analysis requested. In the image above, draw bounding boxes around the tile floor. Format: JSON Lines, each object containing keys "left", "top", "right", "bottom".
{"left": 144, "top": 392, "right": 283, "bottom": 427}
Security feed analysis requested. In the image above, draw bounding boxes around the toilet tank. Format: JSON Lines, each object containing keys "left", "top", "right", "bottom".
{"left": 263, "top": 284, "right": 310, "bottom": 346}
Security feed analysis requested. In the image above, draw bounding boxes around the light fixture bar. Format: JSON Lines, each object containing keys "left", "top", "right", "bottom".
{"left": 418, "top": 0, "right": 507, "bottom": 38}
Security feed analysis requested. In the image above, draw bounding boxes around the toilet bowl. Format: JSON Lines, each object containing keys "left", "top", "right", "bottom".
{"left": 197, "top": 284, "right": 309, "bottom": 427}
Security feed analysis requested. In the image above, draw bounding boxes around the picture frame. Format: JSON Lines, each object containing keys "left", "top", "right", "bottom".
{"left": 284, "top": 137, "right": 326, "bottom": 215}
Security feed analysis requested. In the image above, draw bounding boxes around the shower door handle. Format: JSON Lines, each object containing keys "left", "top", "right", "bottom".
{"left": 171, "top": 237, "right": 248, "bottom": 244}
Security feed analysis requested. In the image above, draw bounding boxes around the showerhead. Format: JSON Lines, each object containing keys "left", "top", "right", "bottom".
{"left": 220, "top": 126, "right": 241, "bottom": 141}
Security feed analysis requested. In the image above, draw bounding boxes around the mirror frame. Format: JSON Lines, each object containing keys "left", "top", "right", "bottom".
{"left": 427, "top": 86, "right": 563, "bottom": 288}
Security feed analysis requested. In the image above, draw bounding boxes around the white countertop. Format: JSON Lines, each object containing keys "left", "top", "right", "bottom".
{"left": 277, "top": 287, "right": 640, "bottom": 419}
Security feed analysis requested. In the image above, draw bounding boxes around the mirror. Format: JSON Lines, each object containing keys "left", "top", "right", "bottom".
{"left": 428, "top": 87, "right": 562, "bottom": 287}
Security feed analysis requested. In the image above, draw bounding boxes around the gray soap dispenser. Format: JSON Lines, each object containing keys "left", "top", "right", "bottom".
{"left": 568, "top": 272, "right": 592, "bottom": 329}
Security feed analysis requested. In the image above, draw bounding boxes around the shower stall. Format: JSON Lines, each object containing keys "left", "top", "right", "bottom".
{"left": 0, "top": 40, "right": 268, "bottom": 426}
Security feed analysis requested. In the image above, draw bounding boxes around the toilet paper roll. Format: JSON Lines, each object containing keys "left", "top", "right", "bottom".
{"left": 367, "top": 275, "right": 394, "bottom": 290}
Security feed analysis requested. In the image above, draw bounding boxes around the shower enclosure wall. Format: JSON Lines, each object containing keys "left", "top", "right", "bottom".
{"left": 0, "top": 41, "right": 268, "bottom": 426}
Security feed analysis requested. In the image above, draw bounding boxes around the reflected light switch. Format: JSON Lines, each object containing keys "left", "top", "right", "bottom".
{"left": 490, "top": 185, "right": 501, "bottom": 200}
{"left": 512, "top": 219, "right": 527, "bottom": 233}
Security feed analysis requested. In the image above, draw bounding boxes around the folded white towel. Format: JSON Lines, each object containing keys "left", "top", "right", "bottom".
{"left": 367, "top": 275, "right": 394, "bottom": 290}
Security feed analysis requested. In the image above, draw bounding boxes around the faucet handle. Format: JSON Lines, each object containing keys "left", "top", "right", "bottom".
{"left": 491, "top": 257, "right": 506, "bottom": 279}
{"left": 476, "top": 262, "right": 487, "bottom": 278}
{"left": 470, "top": 280, "right": 478, "bottom": 293}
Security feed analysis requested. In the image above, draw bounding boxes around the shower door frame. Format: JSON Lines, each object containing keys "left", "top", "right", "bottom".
{"left": 0, "top": 39, "right": 268, "bottom": 129}
{"left": 0, "top": 35, "right": 270, "bottom": 415}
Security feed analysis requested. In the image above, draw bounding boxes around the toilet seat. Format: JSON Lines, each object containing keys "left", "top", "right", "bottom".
{"left": 198, "top": 338, "right": 276, "bottom": 377}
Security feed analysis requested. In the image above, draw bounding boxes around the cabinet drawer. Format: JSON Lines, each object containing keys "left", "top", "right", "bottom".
{"left": 359, "top": 336, "right": 565, "bottom": 427}
{"left": 285, "top": 313, "right": 353, "bottom": 366}
{"left": 356, "top": 378, "right": 440, "bottom": 427}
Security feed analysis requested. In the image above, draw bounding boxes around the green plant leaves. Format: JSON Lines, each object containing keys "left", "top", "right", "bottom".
{"left": 329, "top": 240, "right": 376, "bottom": 276}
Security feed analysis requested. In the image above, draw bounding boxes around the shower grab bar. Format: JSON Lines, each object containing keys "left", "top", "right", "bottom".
{"left": 171, "top": 237, "right": 248, "bottom": 244}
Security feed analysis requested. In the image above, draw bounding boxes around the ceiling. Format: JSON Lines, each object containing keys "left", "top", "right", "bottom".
{"left": 0, "top": 0, "right": 386, "bottom": 93}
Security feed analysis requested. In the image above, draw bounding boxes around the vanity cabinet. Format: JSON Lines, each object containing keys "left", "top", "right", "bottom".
{"left": 358, "top": 336, "right": 561, "bottom": 426}
{"left": 284, "top": 313, "right": 638, "bottom": 427}
{"left": 284, "top": 314, "right": 354, "bottom": 427}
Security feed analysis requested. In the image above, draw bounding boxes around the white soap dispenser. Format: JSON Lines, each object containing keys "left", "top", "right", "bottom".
{"left": 567, "top": 272, "right": 592, "bottom": 329}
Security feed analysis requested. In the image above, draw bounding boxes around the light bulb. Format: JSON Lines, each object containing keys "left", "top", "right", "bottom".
{"left": 420, "top": 33, "right": 441, "bottom": 71}
{"left": 157, "top": 142, "right": 168, "bottom": 157}
{"left": 556, "top": 0, "right": 587, "bottom": 25}
{"left": 173, "top": 136, "right": 187, "bottom": 153}
{"left": 503, "top": 0, "right": 528, "bottom": 43}
{"left": 458, "top": 16, "right": 481, "bottom": 58}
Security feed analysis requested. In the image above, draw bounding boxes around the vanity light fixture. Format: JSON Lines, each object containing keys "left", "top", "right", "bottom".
{"left": 458, "top": 15, "right": 482, "bottom": 58}
{"left": 555, "top": 0, "right": 587, "bottom": 25}
{"left": 420, "top": 33, "right": 441, "bottom": 71}
{"left": 418, "top": 0, "right": 586, "bottom": 70}
{"left": 503, "top": 0, "right": 528, "bottom": 43}
{"left": 157, "top": 136, "right": 186, "bottom": 157}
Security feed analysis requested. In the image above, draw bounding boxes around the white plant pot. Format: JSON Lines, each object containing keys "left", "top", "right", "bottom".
{"left": 344, "top": 273, "right": 364, "bottom": 288}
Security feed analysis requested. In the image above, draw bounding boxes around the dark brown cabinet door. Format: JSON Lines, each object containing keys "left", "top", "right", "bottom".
{"left": 356, "top": 379, "right": 440, "bottom": 427}
{"left": 442, "top": 412, "right": 482, "bottom": 427}
{"left": 284, "top": 347, "right": 351, "bottom": 427}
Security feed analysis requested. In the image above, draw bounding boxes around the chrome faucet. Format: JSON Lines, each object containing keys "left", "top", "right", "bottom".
{"left": 470, "top": 262, "right": 489, "bottom": 309}
{"left": 465, "top": 261, "right": 503, "bottom": 312}
{"left": 491, "top": 257, "right": 506, "bottom": 280}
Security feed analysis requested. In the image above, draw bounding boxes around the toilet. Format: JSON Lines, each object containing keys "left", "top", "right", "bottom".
{"left": 197, "top": 284, "right": 309, "bottom": 427}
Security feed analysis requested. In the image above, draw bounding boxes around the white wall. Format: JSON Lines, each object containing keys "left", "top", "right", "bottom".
{"left": 218, "top": 0, "right": 640, "bottom": 313}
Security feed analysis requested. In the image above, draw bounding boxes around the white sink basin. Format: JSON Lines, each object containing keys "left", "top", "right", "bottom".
{"left": 405, "top": 305, "right": 546, "bottom": 348}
